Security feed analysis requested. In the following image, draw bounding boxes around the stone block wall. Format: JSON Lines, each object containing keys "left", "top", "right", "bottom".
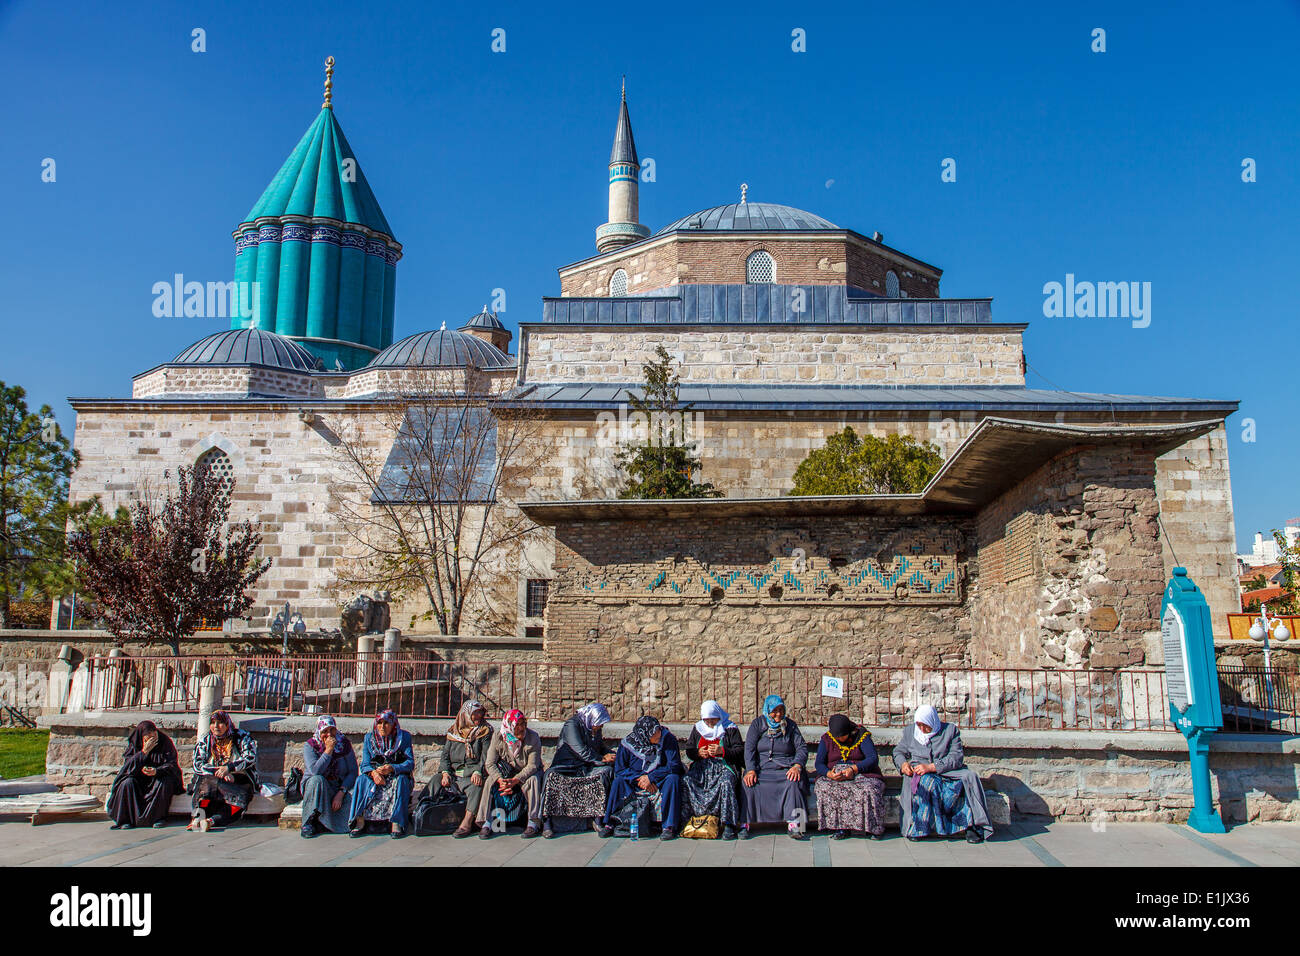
{"left": 970, "top": 441, "right": 1165, "bottom": 669}
{"left": 545, "top": 514, "right": 975, "bottom": 666}
{"left": 558, "top": 233, "right": 940, "bottom": 298}
{"left": 521, "top": 328, "right": 1025, "bottom": 386}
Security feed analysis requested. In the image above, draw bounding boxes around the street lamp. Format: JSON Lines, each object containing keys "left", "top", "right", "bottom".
{"left": 1248, "top": 604, "right": 1291, "bottom": 712}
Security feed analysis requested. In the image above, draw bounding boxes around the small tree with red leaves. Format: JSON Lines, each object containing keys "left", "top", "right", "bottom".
{"left": 67, "top": 466, "right": 270, "bottom": 655}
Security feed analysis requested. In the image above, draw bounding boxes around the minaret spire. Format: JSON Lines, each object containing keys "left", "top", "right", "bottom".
{"left": 596, "top": 79, "right": 651, "bottom": 254}
{"left": 322, "top": 56, "right": 335, "bottom": 109}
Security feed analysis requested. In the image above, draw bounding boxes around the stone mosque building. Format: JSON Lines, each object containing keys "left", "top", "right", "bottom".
{"left": 65, "top": 68, "right": 1240, "bottom": 672}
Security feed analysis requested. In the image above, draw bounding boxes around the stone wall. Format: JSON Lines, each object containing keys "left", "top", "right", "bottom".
{"left": 970, "top": 442, "right": 1165, "bottom": 669}
{"left": 545, "top": 514, "right": 976, "bottom": 667}
{"left": 558, "top": 233, "right": 940, "bottom": 298}
{"left": 520, "top": 328, "right": 1025, "bottom": 386}
{"left": 39, "top": 712, "right": 1300, "bottom": 825}
{"left": 526, "top": 407, "right": 1239, "bottom": 638}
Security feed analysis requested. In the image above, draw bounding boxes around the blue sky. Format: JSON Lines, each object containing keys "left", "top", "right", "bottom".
{"left": 2, "top": 0, "right": 1297, "bottom": 551}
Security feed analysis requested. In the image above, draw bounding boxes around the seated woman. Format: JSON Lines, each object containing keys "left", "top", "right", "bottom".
{"left": 477, "top": 709, "right": 544, "bottom": 839}
{"left": 190, "top": 710, "right": 258, "bottom": 831}
{"left": 893, "top": 704, "right": 993, "bottom": 844}
{"left": 813, "top": 713, "right": 886, "bottom": 840}
{"left": 349, "top": 709, "right": 414, "bottom": 839}
{"left": 431, "top": 700, "right": 491, "bottom": 838}
{"left": 600, "top": 715, "right": 685, "bottom": 841}
{"left": 683, "top": 700, "right": 745, "bottom": 840}
{"left": 107, "top": 720, "right": 184, "bottom": 830}
{"left": 742, "top": 695, "right": 809, "bottom": 840}
{"left": 300, "top": 715, "right": 358, "bottom": 838}
{"left": 541, "top": 701, "right": 617, "bottom": 838}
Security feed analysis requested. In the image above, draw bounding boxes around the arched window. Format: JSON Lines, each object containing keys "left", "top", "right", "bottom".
{"left": 885, "top": 270, "right": 900, "bottom": 297}
{"left": 196, "top": 447, "right": 234, "bottom": 493}
{"left": 609, "top": 269, "right": 628, "bottom": 297}
{"left": 746, "top": 250, "right": 776, "bottom": 284}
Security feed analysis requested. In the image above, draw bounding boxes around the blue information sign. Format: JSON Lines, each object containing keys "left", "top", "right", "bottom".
{"left": 1161, "top": 567, "right": 1226, "bottom": 833}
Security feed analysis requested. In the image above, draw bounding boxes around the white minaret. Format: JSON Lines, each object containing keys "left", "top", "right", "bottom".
{"left": 596, "top": 79, "right": 651, "bottom": 253}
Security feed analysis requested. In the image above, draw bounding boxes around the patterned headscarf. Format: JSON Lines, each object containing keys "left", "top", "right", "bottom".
{"left": 694, "top": 700, "right": 733, "bottom": 742}
{"left": 373, "top": 709, "right": 404, "bottom": 758}
{"left": 208, "top": 710, "right": 236, "bottom": 762}
{"left": 620, "top": 715, "right": 664, "bottom": 774}
{"left": 913, "top": 704, "right": 940, "bottom": 745}
{"left": 576, "top": 702, "right": 610, "bottom": 733}
{"left": 762, "top": 695, "right": 787, "bottom": 737}
{"left": 500, "top": 709, "right": 527, "bottom": 760}
{"left": 447, "top": 700, "right": 490, "bottom": 748}
{"left": 307, "top": 714, "right": 351, "bottom": 756}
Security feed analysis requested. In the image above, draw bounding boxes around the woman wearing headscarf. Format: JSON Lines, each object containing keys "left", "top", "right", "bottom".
{"left": 683, "top": 700, "right": 745, "bottom": 839}
{"left": 349, "top": 708, "right": 415, "bottom": 839}
{"left": 893, "top": 703, "right": 993, "bottom": 843}
{"left": 541, "top": 701, "right": 616, "bottom": 838}
{"left": 190, "top": 710, "right": 258, "bottom": 831}
{"left": 599, "top": 715, "right": 685, "bottom": 841}
{"left": 478, "top": 709, "right": 544, "bottom": 839}
{"left": 299, "top": 715, "right": 358, "bottom": 838}
{"left": 742, "top": 694, "right": 809, "bottom": 840}
{"left": 107, "top": 720, "right": 184, "bottom": 829}
{"left": 813, "top": 713, "right": 886, "bottom": 840}
{"left": 430, "top": 699, "right": 491, "bottom": 838}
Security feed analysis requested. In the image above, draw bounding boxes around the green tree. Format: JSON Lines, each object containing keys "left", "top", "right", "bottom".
{"left": 0, "top": 383, "right": 83, "bottom": 626}
{"left": 615, "top": 346, "right": 720, "bottom": 499}
{"left": 1267, "top": 529, "right": 1299, "bottom": 614}
{"left": 788, "top": 427, "right": 944, "bottom": 496}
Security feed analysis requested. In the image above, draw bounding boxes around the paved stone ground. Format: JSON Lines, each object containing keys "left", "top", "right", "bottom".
{"left": 1, "top": 819, "right": 1296, "bottom": 866}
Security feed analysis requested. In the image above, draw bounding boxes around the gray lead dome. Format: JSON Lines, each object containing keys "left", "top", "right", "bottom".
{"left": 655, "top": 202, "right": 838, "bottom": 236}
{"left": 368, "top": 328, "right": 514, "bottom": 369}
{"left": 172, "top": 328, "right": 324, "bottom": 371}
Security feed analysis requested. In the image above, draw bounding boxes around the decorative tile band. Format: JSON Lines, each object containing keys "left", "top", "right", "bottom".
{"left": 233, "top": 224, "right": 400, "bottom": 263}
{"left": 568, "top": 551, "right": 963, "bottom": 605}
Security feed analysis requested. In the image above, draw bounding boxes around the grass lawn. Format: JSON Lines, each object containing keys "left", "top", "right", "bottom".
{"left": 0, "top": 728, "right": 50, "bottom": 779}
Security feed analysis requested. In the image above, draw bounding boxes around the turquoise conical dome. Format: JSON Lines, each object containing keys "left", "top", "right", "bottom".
{"left": 231, "top": 96, "right": 401, "bottom": 372}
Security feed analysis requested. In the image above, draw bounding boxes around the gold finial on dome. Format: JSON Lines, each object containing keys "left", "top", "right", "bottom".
{"left": 322, "top": 56, "right": 335, "bottom": 109}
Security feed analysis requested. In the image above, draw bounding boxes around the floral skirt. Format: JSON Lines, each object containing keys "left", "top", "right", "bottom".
{"left": 363, "top": 778, "right": 401, "bottom": 821}
{"left": 813, "top": 774, "right": 886, "bottom": 834}
{"left": 542, "top": 767, "right": 611, "bottom": 820}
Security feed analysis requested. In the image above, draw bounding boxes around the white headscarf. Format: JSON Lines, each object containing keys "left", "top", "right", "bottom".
{"left": 694, "top": 700, "right": 734, "bottom": 742}
{"left": 913, "top": 704, "right": 940, "bottom": 745}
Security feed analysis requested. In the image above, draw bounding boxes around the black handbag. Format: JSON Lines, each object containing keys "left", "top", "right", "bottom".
{"left": 413, "top": 779, "right": 468, "bottom": 835}
{"left": 283, "top": 767, "right": 303, "bottom": 805}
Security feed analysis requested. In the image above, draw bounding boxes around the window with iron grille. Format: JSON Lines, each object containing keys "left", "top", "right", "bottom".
{"left": 610, "top": 269, "right": 628, "bottom": 297}
{"left": 746, "top": 250, "right": 775, "bottom": 284}
{"left": 885, "top": 270, "right": 900, "bottom": 297}
{"left": 196, "top": 447, "right": 234, "bottom": 493}
{"left": 526, "top": 579, "right": 549, "bottom": 617}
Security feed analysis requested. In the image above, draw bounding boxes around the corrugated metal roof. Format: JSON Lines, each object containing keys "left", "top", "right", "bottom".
{"left": 172, "top": 328, "right": 323, "bottom": 371}
{"left": 539, "top": 286, "right": 995, "bottom": 326}
{"left": 655, "top": 203, "right": 837, "bottom": 235}
{"left": 503, "top": 382, "right": 1238, "bottom": 412}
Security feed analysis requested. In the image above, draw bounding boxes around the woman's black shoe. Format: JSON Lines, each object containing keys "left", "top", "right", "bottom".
{"left": 869, "top": 831, "right": 884, "bottom": 840}
{"left": 722, "top": 826, "right": 737, "bottom": 841}
{"left": 738, "top": 826, "right": 752, "bottom": 840}
{"left": 966, "top": 829, "right": 984, "bottom": 844}
{"left": 349, "top": 827, "right": 365, "bottom": 838}
{"left": 300, "top": 821, "right": 317, "bottom": 839}
{"left": 110, "top": 822, "right": 123, "bottom": 830}
{"left": 830, "top": 829, "right": 848, "bottom": 840}
{"left": 597, "top": 825, "right": 614, "bottom": 839}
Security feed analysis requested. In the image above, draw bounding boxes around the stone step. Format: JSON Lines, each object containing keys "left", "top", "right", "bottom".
{"left": 166, "top": 793, "right": 285, "bottom": 817}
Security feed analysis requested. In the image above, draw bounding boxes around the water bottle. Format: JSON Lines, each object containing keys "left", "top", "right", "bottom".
{"left": 630, "top": 803, "right": 640, "bottom": 842}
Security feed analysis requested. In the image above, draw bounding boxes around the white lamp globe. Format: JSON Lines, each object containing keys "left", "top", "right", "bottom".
{"left": 1249, "top": 622, "right": 1266, "bottom": 642}
{"left": 1274, "top": 623, "right": 1291, "bottom": 642}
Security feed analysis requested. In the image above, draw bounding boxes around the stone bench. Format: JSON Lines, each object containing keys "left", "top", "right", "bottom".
{"left": 275, "top": 775, "right": 1010, "bottom": 830}
{"left": 166, "top": 793, "right": 285, "bottom": 818}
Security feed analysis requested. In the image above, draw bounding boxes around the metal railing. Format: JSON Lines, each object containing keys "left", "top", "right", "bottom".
{"left": 72, "top": 653, "right": 1299, "bottom": 733}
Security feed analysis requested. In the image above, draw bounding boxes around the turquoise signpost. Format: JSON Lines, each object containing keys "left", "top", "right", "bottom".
{"left": 1161, "top": 567, "right": 1226, "bottom": 833}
